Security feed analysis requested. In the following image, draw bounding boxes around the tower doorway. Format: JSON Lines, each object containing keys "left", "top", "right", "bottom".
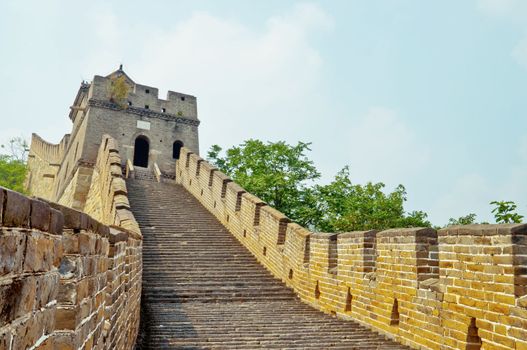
{"left": 133, "top": 136, "right": 149, "bottom": 167}
{"left": 173, "top": 140, "right": 184, "bottom": 159}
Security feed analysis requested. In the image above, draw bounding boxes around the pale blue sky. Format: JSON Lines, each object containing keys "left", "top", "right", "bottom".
{"left": 1, "top": 0, "right": 526, "bottom": 225}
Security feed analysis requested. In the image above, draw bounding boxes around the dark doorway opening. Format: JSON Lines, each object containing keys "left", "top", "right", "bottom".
{"left": 134, "top": 136, "right": 149, "bottom": 167}
{"left": 173, "top": 140, "right": 184, "bottom": 159}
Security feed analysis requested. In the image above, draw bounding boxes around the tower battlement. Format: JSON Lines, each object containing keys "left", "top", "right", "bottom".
{"left": 88, "top": 72, "right": 198, "bottom": 120}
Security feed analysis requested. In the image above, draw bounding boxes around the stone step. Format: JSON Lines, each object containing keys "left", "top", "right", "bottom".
{"left": 127, "top": 179, "right": 409, "bottom": 349}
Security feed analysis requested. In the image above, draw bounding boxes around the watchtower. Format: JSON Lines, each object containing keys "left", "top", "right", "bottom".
{"left": 26, "top": 67, "right": 200, "bottom": 209}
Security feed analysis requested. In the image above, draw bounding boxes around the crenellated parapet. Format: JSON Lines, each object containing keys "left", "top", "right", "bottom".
{"left": 28, "top": 132, "right": 70, "bottom": 165}
{"left": 89, "top": 73, "right": 198, "bottom": 121}
{"left": 84, "top": 135, "right": 141, "bottom": 237}
{"left": 176, "top": 146, "right": 527, "bottom": 350}
{"left": 26, "top": 133, "right": 71, "bottom": 200}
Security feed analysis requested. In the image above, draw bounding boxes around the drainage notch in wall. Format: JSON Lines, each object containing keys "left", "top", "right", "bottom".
{"left": 345, "top": 287, "right": 353, "bottom": 312}
{"left": 200, "top": 189, "right": 203, "bottom": 196}
{"left": 263, "top": 247, "right": 267, "bottom": 256}
{"left": 288, "top": 269, "right": 293, "bottom": 280}
{"left": 315, "top": 281, "right": 321, "bottom": 299}
{"left": 226, "top": 215, "right": 230, "bottom": 223}
{"left": 466, "top": 318, "right": 482, "bottom": 350}
{"left": 243, "top": 229, "right": 247, "bottom": 238}
{"left": 189, "top": 179, "right": 192, "bottom": 186}
{"left": 390, "top": 299, "right": 400, "bottom": 326}
{"left": 213, "top": 201, "right": 217, "bottom": 208}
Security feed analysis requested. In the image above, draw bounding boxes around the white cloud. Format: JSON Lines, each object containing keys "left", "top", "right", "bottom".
{"left": 430, "top": 173, "right": 493, "bottom": 224}
{"left": 346, "top": 107, "right": 430, "bottom": 188}
{"left": 79, "top": 3, "right": 333, "bottom": 150}
{"left": 477, "top": 0, "right": 527, "bottom": 68}
{"left": 519, "top": 135, "right": 527, "bottom": 161}
{"left": 429, "top": 135, "right": 527, "bottom": 225}
{"left": 477, "top": 0, "right": 519, "bottom": 17}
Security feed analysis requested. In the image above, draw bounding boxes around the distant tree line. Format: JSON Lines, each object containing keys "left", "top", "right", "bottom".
{"left": 208, "top": 140, "right": 524, "bottom": 231}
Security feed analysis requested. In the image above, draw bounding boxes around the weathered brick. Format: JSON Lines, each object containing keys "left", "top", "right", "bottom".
{"left": 50, "top": 208, "right": 64, "bottom": 235}
{"left": 0, "top": 232, "right": 26, "bottom": 276}
{"left": 3, "top": 189, "right": 30, "bottom": 227}
{"left": 30, "top": 199, "right": 51, "bottom": 232}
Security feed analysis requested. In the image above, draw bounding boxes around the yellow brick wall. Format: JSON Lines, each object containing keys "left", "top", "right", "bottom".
{"left": 176, "top": 147, "right": 527, "bottom": 350}
{"left": 0, "top": 186, "right": 142, "bottom": 350}
{"left": 84, "top": 135, "right": 141, "bottom": 237}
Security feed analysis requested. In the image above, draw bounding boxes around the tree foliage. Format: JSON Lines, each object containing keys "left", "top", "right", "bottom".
{"left": 314, "top": 166, "right": 431, "bottom": 231}
{"left": 208, "top": 140, "right": 431, "bottom": 231}
{"left": 447, "top": 213, "right": 478, "bottom": 226}
{"left": 109, "top": 75, "right": 130, "bottom": 108}
{"left": 208, "top": 140, "right": 320, "bottom": 227}
{"left": 490, "top": 201, "right": 524, "bottom": 224}
{"left": 0, "top": 137, "right": 29, "bottom": 193}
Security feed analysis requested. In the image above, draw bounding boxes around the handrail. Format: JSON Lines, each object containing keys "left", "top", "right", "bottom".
{"left": 153, "top": 162, "right": 162, "bottom": 183}
{"left": 125, "top": 159, "right": 134, "bottom": 179}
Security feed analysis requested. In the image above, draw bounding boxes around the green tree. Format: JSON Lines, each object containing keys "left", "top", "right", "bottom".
{"left": 314, "top": 166, "right": 431, "bottom": 232}
{"left": 447, "top": 213, "right": 478, "bottom": 226}
{"left": 208, "top": 140, "right": 431, "bottom": 231}
{"left": 490, "top": 201, "right": 524, "bottom": 223}
{"left": 207, "top": 140, "right": 321, "bottom": 227}
{"left": 0, "top": 137, "right": 29, "bottom": 193}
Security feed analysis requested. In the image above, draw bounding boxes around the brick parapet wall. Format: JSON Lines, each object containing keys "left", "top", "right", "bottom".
{"left": 176, "top": 147, "right": 527, "bottom": 350}
{"left": 84, "top": 135, "right": 141, "bottom": 238}
{"left": 0, "top": 184, "right": 141, "bottom": 349}
{"left": 26, "top": 133, "right": 71, "bottom": 200}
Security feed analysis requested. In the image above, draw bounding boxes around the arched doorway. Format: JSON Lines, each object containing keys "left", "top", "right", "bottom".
{"left": 173, "top": 140, "right": 184, "bottom": 159}
{"left": 133, "top": 136, "right": 149, "bottom": 167}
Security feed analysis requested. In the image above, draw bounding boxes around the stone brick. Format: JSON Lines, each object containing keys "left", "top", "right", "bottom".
{"left": 0, "top": 231, "right": 26, "bottom": 276}
{"left": 0, "top": 276, "right": 36, "bottom": 326}
{"left": 3, "top": 189, "right": 30, "bottom": 227}
{"left": 23, "top": 232, "right": 54, "bottom": 272}
{"left": 55, "top": 307, "right": 77, "bottom": 330}
{"left": 50, "top": 208, "right": 64, "bottom": 235}
{"left": 30, "top": 199, "right": 51, "bottom": 232}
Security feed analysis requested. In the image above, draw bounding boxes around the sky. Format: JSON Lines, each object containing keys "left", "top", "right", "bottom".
{"left": 0, "top": 0, "right": 526, "bottom": 226}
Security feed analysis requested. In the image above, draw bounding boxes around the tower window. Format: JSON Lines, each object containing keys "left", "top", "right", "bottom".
{"left": 145, "top": 89, "right": 150, "bottom": 94}
{"left": 181, "top": 96, "right": 185, "bottom": 101}
{"left": 127, "top": 101, "right": 132, "bottom": 106}
{"left": 145, "top": 105, "right": 149, "bottom": 109}
{"left": 161, "top": 107, "right": 166, "bottom": 113}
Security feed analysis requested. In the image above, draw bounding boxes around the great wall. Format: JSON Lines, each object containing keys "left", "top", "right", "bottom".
{"left": 1, "top": 68, "right": 526, "bottom": 349}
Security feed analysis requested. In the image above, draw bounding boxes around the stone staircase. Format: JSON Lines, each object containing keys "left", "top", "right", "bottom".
{"left": 133, "top": 166, "right": 156, "bottom": 181}
{"left": 127, "top": 179, "right": 410, "bottom": 349}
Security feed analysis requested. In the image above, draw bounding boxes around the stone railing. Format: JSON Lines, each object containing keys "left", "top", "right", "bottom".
{"left": 84, "top": 135, "right": 141, "bottom": 237}
{"left": 125, "top": 159, "right": 134, "bottom": 179}
{"left": 153, "top": 163, "right": 162, "bottom": 183}
{"left": 0, "top": 186, "right": 141, "bottom": 349}
{"left": 176, "top": 147, "right": 527, "bottom": 350}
